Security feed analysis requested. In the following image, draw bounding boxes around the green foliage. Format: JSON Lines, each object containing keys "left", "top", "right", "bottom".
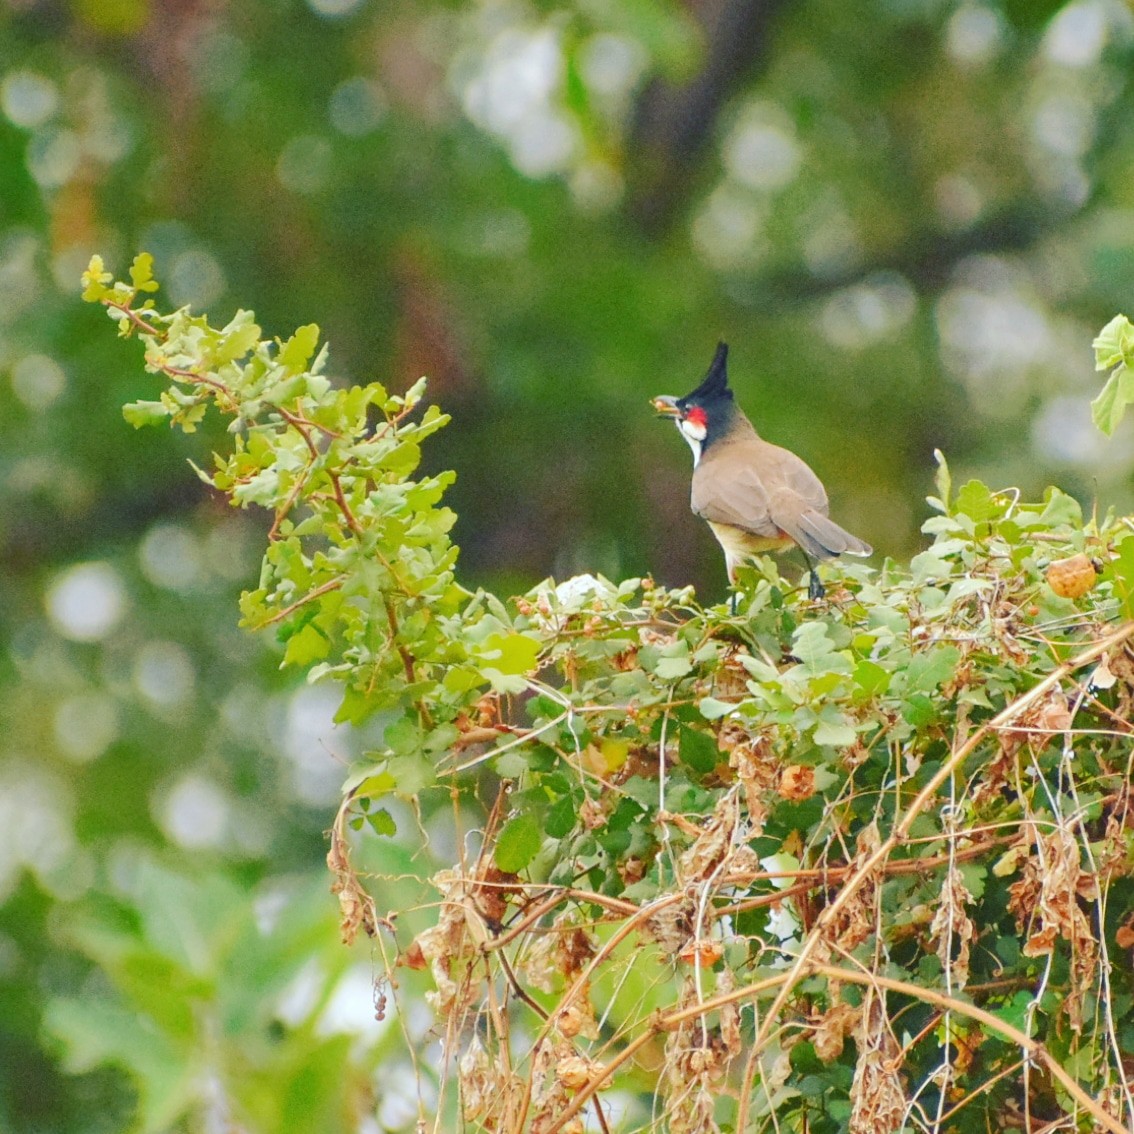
{"left": 44, "top": 859, "right": 370, "bottom": 1134}
{"left": 1093, "top": 313, "right": 1134, "bottom": 435}
{"left": 78, "top": 263, "right": 1134, "bottom": 1133}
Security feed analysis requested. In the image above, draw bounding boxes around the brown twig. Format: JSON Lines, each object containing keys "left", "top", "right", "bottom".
{"left": 250, "top": 577, "right": 343, "bottom": 628}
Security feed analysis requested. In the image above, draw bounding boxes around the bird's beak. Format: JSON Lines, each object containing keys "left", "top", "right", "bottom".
{"left": 652, "top": 395, "right": 681, "bottom": 418}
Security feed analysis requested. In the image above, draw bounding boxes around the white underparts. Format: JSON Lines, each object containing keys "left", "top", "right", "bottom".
{"left": 678, "top": 418, "right": 706, "bottom": 465}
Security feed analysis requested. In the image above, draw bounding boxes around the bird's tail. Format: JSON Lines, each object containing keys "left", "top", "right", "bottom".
{"left": 793, "top": 511, "right": 872, "bottom": 560}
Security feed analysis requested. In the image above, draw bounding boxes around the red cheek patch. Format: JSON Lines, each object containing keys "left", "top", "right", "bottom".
{"left": 685, "top": 406, "right": 708, "bottom": 428}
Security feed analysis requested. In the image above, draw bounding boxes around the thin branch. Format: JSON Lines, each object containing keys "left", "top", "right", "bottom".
{"left": 250, "top": 577, "right": 343, "bottom": 628}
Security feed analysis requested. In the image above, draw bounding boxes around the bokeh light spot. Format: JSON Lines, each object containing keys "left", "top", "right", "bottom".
{"left": 158, "top": 775, "right": 230, "bottom": 849}
{"left": 0, "top": 765, "right": 75, "bottom": 904}
{"left": 133, "top": 640, "right": 196, "bottom": 710}
{"left": 724, "top": 108, "right": 801, "bottom": 191}
{"left": 168, "top": 248, "right": 227, "bottom": 310}
{"left": 54, "top": 692, "right": 120, "bottom": 763}
{"left": 10, "top": 353, "right": 66, "bottom": 410}
{"left": 46, "top": 562, "right": 127, "bottom": 642}
{"left": 276, "top": 135, "right": 333, "bottom": 195}
{"left": 26, "top": 127, "right": 81, "bottom": 189}
{"left": 946, "top": 6, "right": 1004, "bottom": 65}
{"left": 1, "top": 70, "right": 58, "bottom": 128}
{"left": 1043, "top": 0, "right": 1109, "bottom": 67}
{"left": 329, "top": 76, "right": 387, "bottom": 136}
{"left": 306, "top": 0, "right": 364, "bottom": 16}
{"left": 139, "top": 522, "right": 203, "bottom": 591}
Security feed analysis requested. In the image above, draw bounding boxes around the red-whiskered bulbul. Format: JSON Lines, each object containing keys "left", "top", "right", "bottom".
{"left": 653, "top": 342, "right": 872, "bottom": 599}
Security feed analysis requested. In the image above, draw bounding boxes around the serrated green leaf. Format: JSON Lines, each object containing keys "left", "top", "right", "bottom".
{"left": 367, "top": 809, "right": 397, "bottom": 837}
{"left": 282, "top": 623, "right": 330, "bottom": 666}
{"left": 81, "top": 254, "right": 114, "bottom": 301}
{"left": 954, "top": 480, "right": 996, "bottom": 524}
{"left": 129, "top": 251, "right": 160, "bottom": 293}
{"left": 494, "top": 813, "right": 542, "bottom": 872}
{"left": 278, "top": 323, "right": 320, "bottom": 372}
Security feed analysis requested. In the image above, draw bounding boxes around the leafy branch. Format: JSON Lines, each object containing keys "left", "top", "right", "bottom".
{"left": 77, "top": 258, "right": 1134, "bottom": 1134}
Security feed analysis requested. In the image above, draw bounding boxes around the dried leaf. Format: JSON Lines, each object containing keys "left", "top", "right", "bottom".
{"left": 928, "top": 866, "right": 976, "bottom": 989}
{"left": 779, "top": 764, "right": 816, "bottom": 801}
{"left": 849, "top": 994, "right": 906, "bottom": 1134}
{"left": 1046, "top": 553, "right": 1097, "bottom": 599}
{"left": 677, "top": 790, "right": 740, "bottom": 885}
{"left": 813, "top": 999, "right": 861, "bottom": 1063}
{"left": 326, "top": 827, "right": 378, "bottom": 946}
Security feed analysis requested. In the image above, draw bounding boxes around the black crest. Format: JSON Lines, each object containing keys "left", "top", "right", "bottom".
{"left": 680, "top": 342, "right": 732, "bottom": 406}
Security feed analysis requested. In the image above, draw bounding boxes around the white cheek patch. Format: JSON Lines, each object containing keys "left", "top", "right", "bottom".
{"left": 680, "top": 417, "right": 707, "bottom": 444}
{"left": 677, "top": 417, "right": 705, "bottom": 465}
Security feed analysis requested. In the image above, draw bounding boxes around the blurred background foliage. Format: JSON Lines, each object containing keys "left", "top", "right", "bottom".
{"left": 3, "top": 0, "right": 1134, "bottom": 1130}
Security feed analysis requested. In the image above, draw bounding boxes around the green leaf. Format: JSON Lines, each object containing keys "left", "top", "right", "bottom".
{"left": 129, "top": 251, "right": 160, "bottom": 293}
{"left": 1105, "top": 534, "right": 1134, "bottom": 617}
{"left": 123, "top": 400, "right": 173, "bottom": 428}
{"left": 813, "top": 709, "right": 856, "bottom": 747}
{"left": 902, "top": 693, "right": 937, "bottom": 727}
{"left": 791, "top": 622, "right": 852, "bottom": 677}
{"left": 1090, "top": 363, "right": 1134, "bottom": 436}
{"left": 366, "top": 809, "right": 397, "bottom": 837}
{"left": 214, "top": 311, "right": 261, "bottom": 364}
{"left": 80, "top": 253, "right": 113, "bottom": 301}
{"left": 347, "top": 769, "right": 398, "bottom": 798}
{"left": 698, "top": 696, "right": 735, "bottom": 720}
{"left": 1037, "top": 487, "right": 1082, "bottom": 528}
{"left": 545, "top": 794, "right": 577, "bottom": 838}
{"left": 44, "top": 997, "right": 195, "bottom": 1134}
{"left": 954, "top": 480, "right": 996, "bottom": 524}
{"left": 853, "top": 659, "right": 890, "bottom": 698}
{"left": 494, "top": 813, "right": 542, "bottom": 872}
{"left": 480, "top": 632, "right": 541, "bottom": 676}
{"left": 678, "top": 725, "right": 720, "bottom": 773}
{"left": 282, "top": 623, "right": 330, "bottom": 666}
{"left": 905, "top": 645, "right": 960, "bottom": 695}
{"left": 655, "top": 654, "right": 693, "bottom": 680}
{"left": 1092, "top": 313, "right": 1134, "bottom": 370}
{"left": 278, "top": 323, "right": 321, "bottom": 372}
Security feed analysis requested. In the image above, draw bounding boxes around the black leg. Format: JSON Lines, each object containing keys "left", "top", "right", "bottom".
{"left": 808, "top": 568, "right": 825, "bottom": 600}
{"left": 803, "top": 554, "right": 825, "bottom": 600}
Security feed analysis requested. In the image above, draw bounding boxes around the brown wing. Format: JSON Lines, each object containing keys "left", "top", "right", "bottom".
{"left": 692, "top": 438, "right": 828, "bottom": 544}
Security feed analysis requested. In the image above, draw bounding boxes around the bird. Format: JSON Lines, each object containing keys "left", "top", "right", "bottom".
{"left": 652, "top": 342, "right": 871, "bottom": 600}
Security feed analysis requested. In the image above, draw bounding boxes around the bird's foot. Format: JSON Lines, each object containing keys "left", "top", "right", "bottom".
{"left": 808, "top": 569, "right": 825, "bottom": 601}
